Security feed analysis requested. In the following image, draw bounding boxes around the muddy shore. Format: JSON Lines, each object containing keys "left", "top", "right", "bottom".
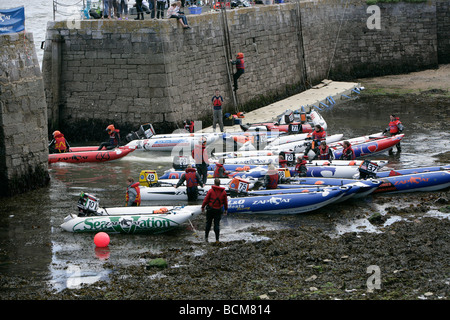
{"left": 1, "top": 66, "right": 449, "bottom": 304}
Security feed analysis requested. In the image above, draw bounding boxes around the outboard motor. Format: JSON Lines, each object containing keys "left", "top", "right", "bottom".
{"left": 283, "top": 109, "right": 294, "bottom": 124}
{"left": 77, "top": 192, "right": 100, "bottom": 216}
{"left": 358, "top": 160, "right": 380, "bottom": 179}
{"left": 139, "top": 170, "right": 159, "bottom": 187}
{"left": 125, "top": 123, "right": 155, "bottom": 142}
{"left": 173, "top": 156, "right": 190, "bottom": 170}
{"left": 228, "top": 177, "right": 250, "bottom": 197}
{"left": 279, "top": 151, "right": 296, "bottom": 165}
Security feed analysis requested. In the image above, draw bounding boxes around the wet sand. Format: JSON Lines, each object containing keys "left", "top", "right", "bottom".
{"left": 1, "top": 66, "right": 449, "bottom": 304}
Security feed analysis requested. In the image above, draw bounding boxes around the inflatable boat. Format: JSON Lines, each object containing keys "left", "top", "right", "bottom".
{"left": 227, "top": 187, "right": 346, "bottom": 215}
{"left": 373, "top": 170, "right": 450, "bottom": 194}
{"left": 264, "top": 134, "right": 344, "bottom": 152}
{"left": 240, "top": 109, "right": 327, "bottom": 133}
{"left": 278, "top": 178, "right": 382, "bottom": 199}
{"left": 161, "top": 164, "right": 362, "bottom": 180}
{"left": 123, "top": 122, "right": 222, "bottom": 152}
{"left": 125, "top": 133, "right": 221, "bottom": 152}
{"left": 332, "top": 135, "right": 404, "bottom": 159}
{"left": 282, "top": 170, "right": 450, "bottom": 194}
{"left": 139, "top": 180, "right": 256, "bottom": 201}
{"left": 376, "top": 165, "right": 450, "bottom": 178}
{"left": 48, "top": 146, "right": 135, "bottom": 164}
{"left": 60, "top": 193, "right": 201, "bottom": 234}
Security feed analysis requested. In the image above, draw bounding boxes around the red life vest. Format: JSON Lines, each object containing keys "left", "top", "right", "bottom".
{"left": 203, "top": 185, "right": 228, "bottom": 210}
{"left": 318, "top": 146, "right": 330, "bottom": 160}
{"left": 279, "top": 159, "right": 288, "bottom": 168}
{"left": 236, "top": 58, "right": 245, "bottom": 70}
{"left": 192, "top": 144, "right": 209, "bottom": 164}
{"left": 184, "top": 168, "right": 199, "bottom": 187}
{"left": 184, "top": 121, "right": 194, "bottom": 133}
{"left": 54, "top": 134, "right": 67, "bottom": 152}
{"left": 125, "top": 182, "right": 141, "bottom": 206}
{"left": 212, "top": 96, "right": 222, "bottom": 107}
{"left": 213, "top": 163, "right": 228, "bottom": 178}
{"left": 312, "top": 128, "right": 326, "bottom": 142}
{"left": 267, "top": 173, "right": 279, "bottom": 189}
{"left": 389, "top": 119, "right": 401, "bottom": 134}
{"left": 109, "top": 129, "right": 120, "bottom": 146}
{"left": 342, "top": 145, "right": 355, "bottom": 160}
{"left": 295, "top": 160, "right": 307, "bottom": 170}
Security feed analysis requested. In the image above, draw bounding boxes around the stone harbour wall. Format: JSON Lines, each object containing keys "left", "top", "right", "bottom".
{"left": 437, "top": 0, "right": 450, "bottom": 63}
{"left": 42, "top": 0, "right": 449, "bottom": 137}
{"left": 0, "top": 33, "right": 50, "bottom": 197}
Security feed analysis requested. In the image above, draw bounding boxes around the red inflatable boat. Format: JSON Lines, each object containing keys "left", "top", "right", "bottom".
{"left": 48, "top": 146, "right": 135, "bottom": 164}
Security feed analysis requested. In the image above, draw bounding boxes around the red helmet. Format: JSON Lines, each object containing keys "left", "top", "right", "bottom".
{"left": 106, "top": 124, "right": 115, "bottom": 132}
{"left": 53, "top": 130, "right": 61, "bottom": 137}
{"left": 236, "top": 52, "right": 244, "bottom": 59}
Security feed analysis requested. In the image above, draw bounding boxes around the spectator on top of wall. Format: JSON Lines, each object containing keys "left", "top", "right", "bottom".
{"left": 167, "top": 1, "right": 191, "bottom": 29}
{"left": 117, "top": 0, "right": 129, "bottom": 20}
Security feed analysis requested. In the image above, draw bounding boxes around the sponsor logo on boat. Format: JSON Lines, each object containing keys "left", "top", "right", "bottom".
{"left": 393, "top": 176, "right": 429, "bottom": 186}
{"left": 73, "top": 216, "right": 176, "bottom": 233}
{"left": 57, "top": 155, "right": 89, "bottom": 162}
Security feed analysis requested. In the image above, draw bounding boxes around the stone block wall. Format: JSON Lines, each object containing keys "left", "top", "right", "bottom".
{"left": 42, "top": 0, "right": 449, "bottom": 136}
{"left": 0, "top": 33, "right": 50, "bottom": 197}
{"left": 437, "top": 0, "right": 450, "bottom": 63}
{"left": 301, "top": 0, "right": 439, "bottom": 81}
{"left": 42, "top": 6, "right": 305, "bottom": 136}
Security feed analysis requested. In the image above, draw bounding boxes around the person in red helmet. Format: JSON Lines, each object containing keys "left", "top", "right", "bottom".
{"left": 230, "top": 52, "right": 245, "bottom": 91}
{"left": 98, "top": 124, "right": 121, "bottom": 150}
{"left": 49, "top": 130, "right": 70, "bottom": 153}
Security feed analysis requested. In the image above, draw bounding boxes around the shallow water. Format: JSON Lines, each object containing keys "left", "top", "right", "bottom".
{"left": 0, "top": 93, "right": 449, "bottom": 294}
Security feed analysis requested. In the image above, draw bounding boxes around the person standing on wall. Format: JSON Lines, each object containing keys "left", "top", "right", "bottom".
{"left": 202, "top": 178, "right": 228, "bottom": 243}
{"left": 156, "top": 0, "right": 165, "bottom": 19}
{"left": 212, "top": 89, "right": 224, "bottom": 133}
{"left": 135, "top": 0, "right": 144, "bottom": 19}
{"left": 230, "top": 52, "right": 245, "bottom": 91}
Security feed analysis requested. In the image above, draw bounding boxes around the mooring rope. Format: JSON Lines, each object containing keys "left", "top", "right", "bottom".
{"left": 326, "top": 0, "right": 350, "bottom": 80}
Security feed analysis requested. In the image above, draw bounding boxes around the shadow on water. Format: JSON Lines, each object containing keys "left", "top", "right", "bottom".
{"left": 0, "top": 93, "right": 449, "bottom": 295}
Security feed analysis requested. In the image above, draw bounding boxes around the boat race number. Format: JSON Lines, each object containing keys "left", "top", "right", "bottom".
{"left": 237, "top": 181, "right": 249, "bottom": 193}
{"left": 178, "top": 156, "right": 189, "bottom": 166}
{"left": 146, "top": 172, "right": 157, "bottom": 183}
{"left": 86, "top": 197, "right": 99, "bottom": 212}
{"left": 284, "top": 153, "right": 294, "bottom": 162}
{"left": 360, "top": 160, "right": 379, "bottom": 174}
